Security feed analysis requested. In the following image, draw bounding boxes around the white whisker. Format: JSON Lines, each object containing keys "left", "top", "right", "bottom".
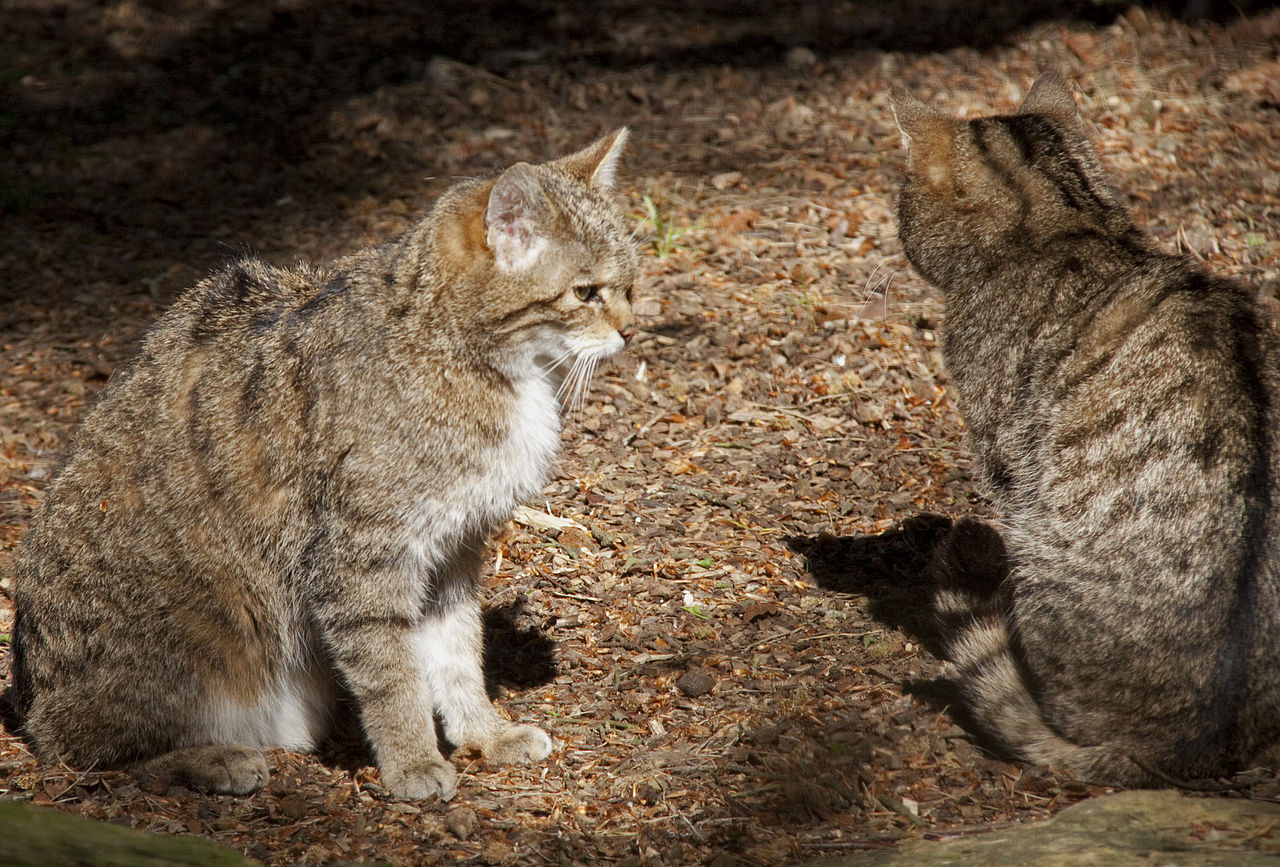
{"left": 539, "top": 346, "right": 579, "bottom": 395}
{"left": 554, "top": 354, "right": 583, "bottom": 403}
{"left": 567, "top": 361, "right": 586, "bottom": 414}
{"left": 553, "top": 351, "right": 602, "bottom": 419}
{"left": 572, "top": 355, "right": 599, "bottom": 417}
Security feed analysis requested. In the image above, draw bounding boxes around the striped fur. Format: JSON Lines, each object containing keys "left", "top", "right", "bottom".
{"left": 10, "top": 131, "right": 638, "bottom": 799}
{"left": 892, "top": 74, "right": 1280, "bottom": 785}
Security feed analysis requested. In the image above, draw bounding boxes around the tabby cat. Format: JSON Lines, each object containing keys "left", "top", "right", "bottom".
{"left": 10, "top": 130, "right": 638, "bottom": 800}
{"left": 891, "top": 73, "right": 1280, "bottom": 784}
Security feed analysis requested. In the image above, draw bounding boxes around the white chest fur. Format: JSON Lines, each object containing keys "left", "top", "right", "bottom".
{"left": 405, "top": 377, "right": 561, "bottom": 567}
{"left": 480, "top": 375, "right": 562, "bottom": 514}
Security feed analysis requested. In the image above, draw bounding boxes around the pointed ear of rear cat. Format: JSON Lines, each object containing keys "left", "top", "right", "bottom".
{"left": 1019, "top": 71, "right": 1085, "bottom": 131}
{"left": 888, "top": 88, "right": 950, "bottom": 153}
{"left": 888, "top": 90, "right": 955, "bottom": 189}
{"left": 551, "top": 127, "right": 629, "bottom": 190}
{"left": 485, "top": 164, "right": 549, "bottom": 272}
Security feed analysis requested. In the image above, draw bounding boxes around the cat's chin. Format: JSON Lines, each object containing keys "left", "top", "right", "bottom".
{"left": 523, "top": 337, "right": 623, "bottom": 381}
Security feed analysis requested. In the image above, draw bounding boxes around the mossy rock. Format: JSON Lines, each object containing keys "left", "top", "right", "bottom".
{"left": 0, "top": 798, "right": 256, "bottom": 866}
{"left": 813, "top": 790, "right": 1280, "bottom": 866}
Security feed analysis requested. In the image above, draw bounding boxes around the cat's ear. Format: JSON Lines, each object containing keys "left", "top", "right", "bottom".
{"left": 1019, "top": 72, "right": 1084, "bottom": 132}
{"left": 485, "top": 163, "right": 550, "bottom": 272}
{"left": 551, "top": 128, "right": 629, "bottom": 191}
{"left": 889, "top": 89, "right": 950, "bottom": 151}
{"left": 889, "top": 89, "right": 954, "bottom": 185}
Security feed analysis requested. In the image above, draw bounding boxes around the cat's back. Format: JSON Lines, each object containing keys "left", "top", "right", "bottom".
{"left": 17, "top": 257, "right": 357, "bottom": 581}
{"left": 1033, "top": 257, "right": 1280, "bottom": 537}
{"left": 1028, "top": 258, "right": 1280, "bottom": 585}
{"left": 58, "top": 257, "right": 343, "bottom": 435}
{"left": 894, "top": 72, "right": 1280, "bottom": 782}
{"left": 1004, "top": 241, "right": 1280, "bottom": 765}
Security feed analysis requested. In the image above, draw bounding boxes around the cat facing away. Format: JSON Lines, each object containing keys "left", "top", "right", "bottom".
{"left": 891, "top": 73, "right": 1280, "bottom": 785}
{"left": 10, "top": 130, "right": 638, "bottom": 799}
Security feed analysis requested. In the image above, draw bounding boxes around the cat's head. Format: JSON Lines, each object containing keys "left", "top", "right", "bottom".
{"left": 431, "top": 129, "right": 638, "bottom": 401}
{"left": 890, "top": 72, "right": 1130, "bottom": 292}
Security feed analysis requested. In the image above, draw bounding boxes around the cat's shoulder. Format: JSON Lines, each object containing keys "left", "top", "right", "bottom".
{"left": 190, "top": 257, "right": 327, "bottom": 307}
{"left": 164, "top": 256, "right": 347, "bottom": 343}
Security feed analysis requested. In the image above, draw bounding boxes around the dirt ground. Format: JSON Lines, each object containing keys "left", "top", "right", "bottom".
{"left": 2, "top": 2, "right": 1279, "bottom": 864}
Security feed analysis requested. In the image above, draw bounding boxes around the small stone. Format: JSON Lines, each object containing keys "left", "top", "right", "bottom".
{"left": 785, "top": 46, "right": 819, "bottom": 68}
{"left": 676, "top": 668, "right": 716, "bottom": 697}
{"left": 446, "top": 805, "right": 480, "bottom": 840}
{"left": 556, "top": 526, "right": 595, "bottom": 552}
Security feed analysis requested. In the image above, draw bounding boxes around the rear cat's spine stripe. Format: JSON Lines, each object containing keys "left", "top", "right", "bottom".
{"left": 1003, "top": 116, "right": 1114, "bottom": 218}
{"left": 971, "top": 121, "right": 1030, "bottom": 224}
{"left": 296, "top": 275, "right": 348, "bottom": 316}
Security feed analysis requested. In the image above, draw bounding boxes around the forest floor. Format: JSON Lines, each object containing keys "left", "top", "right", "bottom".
{"left": 2, "top": 2, "right": 1279, "bottom": 865}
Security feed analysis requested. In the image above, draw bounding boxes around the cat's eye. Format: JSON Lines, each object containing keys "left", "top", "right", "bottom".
{"left": 573, "top": 284, "right": 601, "bottom": 303}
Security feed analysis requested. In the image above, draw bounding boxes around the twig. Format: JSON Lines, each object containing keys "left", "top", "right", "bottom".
{"left": 872, "top": 791, "right": 927, "bottom": 827}
{"left": 801, "top": 838, "right": 902, "bottom": 850}
{"left": 924, "top": 821, "right": 1017, "bottom": 840}
{"left": 622, "top": 411, "right": 666, "bottom": 447}
{"left": 1125, "top": 755, "right": 1258, "bottom": 793}
{"left": 547, "top": 589, "right": 605, "bottom": 604}
{"left": 673, "top": 484, "right": 737, "bottom": 509}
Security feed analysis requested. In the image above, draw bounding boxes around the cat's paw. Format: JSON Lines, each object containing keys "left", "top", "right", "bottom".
{"left": 204, "top": 746, "right": 271, "bottom": 795}
{"left": 481, "top": 724, "right": 554, "bottom": 766}
{"left": 134, "top": 744, "right": 269, "bottom": 795}
{"left": 380, "top": 757, "right": 458, "bottom": 801}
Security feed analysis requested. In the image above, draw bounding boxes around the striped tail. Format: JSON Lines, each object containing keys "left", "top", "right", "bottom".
{"left": 929, "top": 517, "right": 1144, "bottom": 784}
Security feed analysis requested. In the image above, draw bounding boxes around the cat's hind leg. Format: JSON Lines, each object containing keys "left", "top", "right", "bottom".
{"left": 133, "top": 744, "right": 268, "bottom": 795}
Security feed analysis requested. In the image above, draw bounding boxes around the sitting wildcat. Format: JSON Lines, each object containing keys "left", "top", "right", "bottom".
{"left": 891, "top": 73, "right": 1280, "bottom": 785}
{"left": 10, "top": 130, "right": 638, "bottom": 800}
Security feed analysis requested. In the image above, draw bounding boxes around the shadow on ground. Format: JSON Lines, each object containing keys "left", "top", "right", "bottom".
{"left": 787, "top": 512, "right": 953, "bottom": 657}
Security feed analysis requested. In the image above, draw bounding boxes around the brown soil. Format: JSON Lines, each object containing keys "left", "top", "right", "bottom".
{"left": 2, "top": 2, "right": 1279, "bottom": 864}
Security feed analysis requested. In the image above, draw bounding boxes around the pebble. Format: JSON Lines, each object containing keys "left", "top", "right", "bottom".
{"left": 676, "top": 668, "right": 716, "bottom": 697}
{"left": 446, "top": 805, "right": 480, "bottom": 840}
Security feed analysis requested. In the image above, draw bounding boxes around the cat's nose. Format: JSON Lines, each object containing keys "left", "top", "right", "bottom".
{"left": 618, "top": 322, "right": 636, "bottom": 343}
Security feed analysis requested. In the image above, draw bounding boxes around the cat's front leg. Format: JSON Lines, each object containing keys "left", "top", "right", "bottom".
{"left": 318, "top": 594, "right": 458, "bottom": 800}
{"left": 418, "top": 543, "right": 553, "bottom": 766}
{"left": 415, "top": 594, "right": 554, "bottom": 764}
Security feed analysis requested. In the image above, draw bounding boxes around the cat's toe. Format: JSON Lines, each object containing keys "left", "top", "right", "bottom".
{"left": 212, "top": 747, "right": 271, "bottom": 795}
{"left": 483, "top": 724, "right": 554, "bottom": 765}
{"left": 380, "top": 757, "right": 458, "bottom": 801}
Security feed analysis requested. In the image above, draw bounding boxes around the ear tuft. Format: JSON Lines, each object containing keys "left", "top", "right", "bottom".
{"left": 485, "top": 164, "right": 548, "bottom": 272}
{"left": 550, "top": 128, "right": 630, "bottom": 191}
{"left": 590, "top": 127, "right": 628, "bottom": 190}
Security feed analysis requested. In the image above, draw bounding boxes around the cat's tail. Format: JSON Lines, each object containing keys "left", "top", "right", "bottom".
{"left": 929, "top": 518, "right": 1144, "bottom": 784}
